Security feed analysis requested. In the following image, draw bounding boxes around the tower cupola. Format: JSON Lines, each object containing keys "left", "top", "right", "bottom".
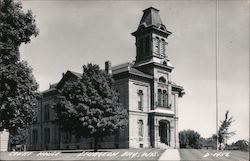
{"left": 132, "top": 7, "right": 172, "bottom": 64}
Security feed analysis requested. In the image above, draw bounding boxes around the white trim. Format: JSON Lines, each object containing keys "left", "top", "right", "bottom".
{"left": 149, "top": 108, "right": 175, "bottom": 115}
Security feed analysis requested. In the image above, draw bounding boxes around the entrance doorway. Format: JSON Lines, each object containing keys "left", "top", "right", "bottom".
{"left": 159, "top": 120, "right": 170, "bottom": 145}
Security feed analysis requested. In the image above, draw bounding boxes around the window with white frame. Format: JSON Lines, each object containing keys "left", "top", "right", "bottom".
{"left": 138, "top": 90, "right": 143, "bottom": 111}
{"left": 138, "top": 120, "right": 143, "bottom": 141}
{"left": 163, "top": 90, "right": 168, "bottom": 108}
{"left": 158, "top": 89, "right": 162, "bottom": 107}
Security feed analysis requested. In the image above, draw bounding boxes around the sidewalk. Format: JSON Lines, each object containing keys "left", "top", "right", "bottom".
{"left": 158, "top": 149, "right": 180, "bottom": 161}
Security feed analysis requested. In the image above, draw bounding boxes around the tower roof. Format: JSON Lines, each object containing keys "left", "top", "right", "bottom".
{"left": 132, "top": 7, "right": 171, "bottom": 37}
{"left": 139, "top": 7, "right": 163, "bottom": 28}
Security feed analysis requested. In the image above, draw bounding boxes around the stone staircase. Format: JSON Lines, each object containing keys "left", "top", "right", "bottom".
{"left": 157, "top": 142, "right": 172, "bottom": 149}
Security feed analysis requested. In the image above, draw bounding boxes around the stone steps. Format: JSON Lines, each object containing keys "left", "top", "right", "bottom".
{"left": 157, "top": 142, "right": 172, "bottom": 149}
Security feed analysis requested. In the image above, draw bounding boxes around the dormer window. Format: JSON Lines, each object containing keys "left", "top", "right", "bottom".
{"left": 159, "top": 25, "right": 166, "bottom": 31}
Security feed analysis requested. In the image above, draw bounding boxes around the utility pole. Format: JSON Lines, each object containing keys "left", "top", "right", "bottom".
{"left": 215, "top": 0, "right": 219, "bottom": 150}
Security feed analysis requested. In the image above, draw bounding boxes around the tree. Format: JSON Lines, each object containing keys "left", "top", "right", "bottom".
{"left": 200, "top": 135, "right": 217, "bottom": 149}
{"left": 231, "top": 140, "right": 249, "bottom": 151}
{"left": 54, "top": 64, "right": 128, "bottom": 152}
{"left": 0, "top": 0, "right": 39, "bottom": 148}
{"left": 179, "top": 129, "right": 202, "bottom": 149}
{"left": 9, "top": 128, "right": 27, "bottom": 148}
{"left": 217, "top": 110, "right": 235, "bottom": 150}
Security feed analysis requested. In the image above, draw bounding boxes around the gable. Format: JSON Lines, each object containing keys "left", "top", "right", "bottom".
{"left": 55, "top": 70, "right": 82, "bottom": 90}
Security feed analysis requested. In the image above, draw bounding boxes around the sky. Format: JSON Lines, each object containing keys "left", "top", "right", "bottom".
{"left": 20, "top": 0, "right": 249, "bottom": 143}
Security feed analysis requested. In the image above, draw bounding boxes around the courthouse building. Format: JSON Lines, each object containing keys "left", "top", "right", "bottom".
{"left": 27, "top": 7, "right": 185, "bottom": 150}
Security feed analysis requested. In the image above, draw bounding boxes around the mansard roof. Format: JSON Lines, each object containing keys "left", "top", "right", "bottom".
{"left": 132, "top": 7, "right": 172, "bottom": 37}
{"left": 139, "top": 7, "right": 163, "bottom": 28}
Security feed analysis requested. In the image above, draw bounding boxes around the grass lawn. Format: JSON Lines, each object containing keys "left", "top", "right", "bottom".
{"left": 179, "top": 149, "right": 249, "bottom": 161}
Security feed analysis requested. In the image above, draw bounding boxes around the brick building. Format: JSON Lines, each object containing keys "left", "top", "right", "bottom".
{"left": 27, "top": 7, "right": 184, "bottom": 150}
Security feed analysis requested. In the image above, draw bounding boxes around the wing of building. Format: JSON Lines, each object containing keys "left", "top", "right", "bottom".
{"left": 27, "top": 7, "right": 185, "bottom": 150}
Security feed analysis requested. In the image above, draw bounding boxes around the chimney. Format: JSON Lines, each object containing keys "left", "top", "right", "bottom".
{"left": 105, "top": 61, "right": 112, "bottom": 74}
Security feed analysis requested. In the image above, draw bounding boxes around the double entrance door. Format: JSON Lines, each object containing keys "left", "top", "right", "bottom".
{"left": 159, "top": 120, "right": 170, "bottom": 145}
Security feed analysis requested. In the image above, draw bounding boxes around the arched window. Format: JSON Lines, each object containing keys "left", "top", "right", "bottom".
{"left": 159, "top": 25, "right": 166, "bottom": 31}
{"left": 159, "top": 76, "right": 166, "bottom": 83}
{"left": 160, "top": 39, "right": 165, "bottom": 56}
{"left": 138, "top": 120, "right": 143, "bottom": 141}
{"left": 158, "top": 89, "right": 162, "bottom": 107}
{"left": 138, "top": 90, "right": 143, "bottom": 111}
{"left": 163, "top": 90, "right": 168, "bottom": 108}
{"left": 154, "top": 37, "right": 160, "bottom": 54}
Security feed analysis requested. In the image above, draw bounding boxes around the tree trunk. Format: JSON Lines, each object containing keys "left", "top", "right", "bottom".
{"left": 94, "top": 136, "right": 98, "bottom": 152}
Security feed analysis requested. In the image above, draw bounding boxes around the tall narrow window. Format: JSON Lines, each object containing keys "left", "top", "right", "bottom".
{"left": 172, "top": 94, "right": 176, "bottom": 109}
{"left": 154, "top": 37, "right": 160, "bottom": 54}
{"left": 32, "top": 129, "right": 38, "bottom": 144}
{"left": 75, "top": 135, "right": 80, "bottom": 143}
{"left": 163, "top": 90, "right": 167, "bottom": 108}
{"left": 44, "top": 128, "right": 50, "bottom": 144}
{"left": 158, "top": 89, "right": 162, "bottom": 107}
{"left": 44, "top": 105, "right": 50, "bottom": 122}
{"left": 139, "top": 39, "right": 143, "bottom": 57}
{"left": 160, "top": 39, "right": 166, "bottom": 56}
{"left": 138, "top": 90, "right": 143, "bottom": 111}
{"left": 145, "top": 36, "right": 150, "bottom": 55}
{"left": 138, "top": 120, "right": 143, "bottom": 141}
{"left": 44, "top": 105, "right": 47, "bottom": 122}
{"left": 64, "top": 131, "right": 71, "bottom": 143}
{"left": 116, "top": 90, "right": 120, "bottom": 103}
